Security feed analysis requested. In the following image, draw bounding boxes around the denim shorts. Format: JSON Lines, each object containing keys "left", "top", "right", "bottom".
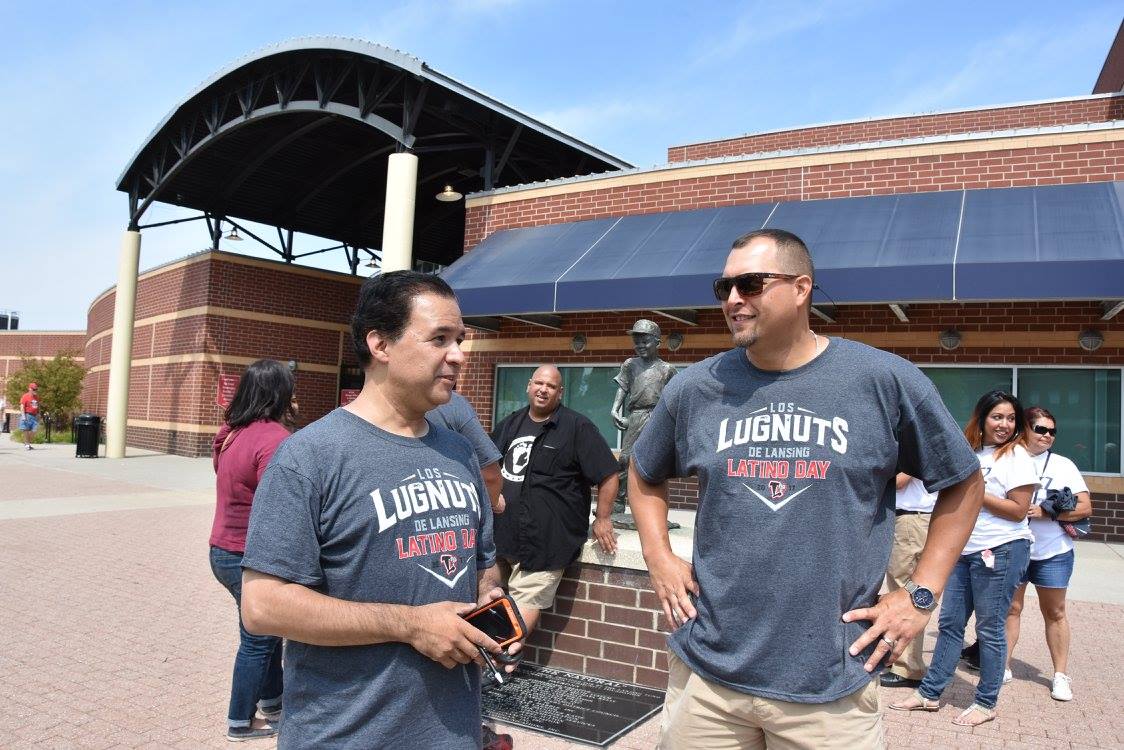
{"left": 1022, "top": 549, "right": 1074, "bottom": 589}
{"left": 19, "top": 414, "right": 38, "bottom": 432}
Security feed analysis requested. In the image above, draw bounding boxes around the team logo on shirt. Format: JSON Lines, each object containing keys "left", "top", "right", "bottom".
{"left": 416, "top": 555, "right": 470, "bottom": 588}
{"left": 717, "top": 402, "right": 848, "bottom": 512}
{"left": 440, "top": 553, "right": 458, "bottom": 576}
{"left": 501, "top": 436, "right": 535, "bottom": 482}
{"left": 370, "top": 468, "right": 481, "bottom": 534}
{"left": 367, "top": 467, "right": 481, "bottom": 590}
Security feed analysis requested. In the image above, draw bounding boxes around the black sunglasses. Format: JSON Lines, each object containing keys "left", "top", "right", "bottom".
{"left": 713, "top": 272, "right": 800, "bottom": 301}
{"left": 1032, "top": 425, "right": 1057, "bottom": 437}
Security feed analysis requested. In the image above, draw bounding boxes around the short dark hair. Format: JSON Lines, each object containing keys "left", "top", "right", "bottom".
{"left": 351, "top": 271, "right": 458, "bottom": 367}
{"left": 731, "top": 228, "right": 815, "bottom": 282}
{"left": 224, "top": 359, "right": 295, "bottom": 429}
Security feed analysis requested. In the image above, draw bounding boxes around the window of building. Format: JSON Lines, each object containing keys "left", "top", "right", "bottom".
{"left": 493, "top": 365, "right": 622, "bottom": 449}
{"left": 1018, "top": 368, "right": 1121, "bottom": 474}
{"left": 921, "top": 368, "right": 1012, "bottom": 428}
{"left": 921, "top": 366, "right": 1122, "bottom": 474}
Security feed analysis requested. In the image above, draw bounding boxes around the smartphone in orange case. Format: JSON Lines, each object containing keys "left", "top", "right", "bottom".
{"left": 463, "top": 594, "right": 527, "bottom": 649}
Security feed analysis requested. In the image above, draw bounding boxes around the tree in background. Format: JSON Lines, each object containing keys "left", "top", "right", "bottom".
{"left": 5, "top": 354, "right": 86, "bottom": 424}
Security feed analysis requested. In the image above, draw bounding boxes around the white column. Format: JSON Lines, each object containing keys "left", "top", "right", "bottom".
{"left": 105, "top": 230, "right": 141, "bottom": 458}
{"left": 380, "top": 152, "right": 418, "bottom": 272}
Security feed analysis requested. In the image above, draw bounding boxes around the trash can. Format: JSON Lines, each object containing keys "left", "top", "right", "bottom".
{"left": 74, "top": 413, "right": 101, "bottom": 458}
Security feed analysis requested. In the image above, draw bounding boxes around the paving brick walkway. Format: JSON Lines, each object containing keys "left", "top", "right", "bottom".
{"left": 1, "top": 442, "right": 1121, "bottom": 749}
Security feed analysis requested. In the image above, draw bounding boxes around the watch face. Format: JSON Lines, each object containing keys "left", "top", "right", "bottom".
{"left": 912, "top": 588, "right": 936, "bottom": 610}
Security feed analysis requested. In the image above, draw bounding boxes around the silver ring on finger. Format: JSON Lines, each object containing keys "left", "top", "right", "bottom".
{"left": 881, "top": 637, "right": 896, "bottom": 648}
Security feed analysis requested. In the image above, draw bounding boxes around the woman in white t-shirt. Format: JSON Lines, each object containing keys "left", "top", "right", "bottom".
{"left": 892, "top": 390, "right": 1036, "bottom": 726}
{"left": 1004, "top": 406, "right": 1092, "bottom": 702}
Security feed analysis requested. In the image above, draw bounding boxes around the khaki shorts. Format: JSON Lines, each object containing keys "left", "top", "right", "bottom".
{"left": 497, "top": 559, "right": 564, "bottom": 611}
{"left": 659, "top": 652, "right": 884, "bottom": 750}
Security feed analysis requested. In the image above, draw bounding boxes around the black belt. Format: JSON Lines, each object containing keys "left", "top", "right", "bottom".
{"left": 895, "top": 509, "right": 926, "bottom": 516}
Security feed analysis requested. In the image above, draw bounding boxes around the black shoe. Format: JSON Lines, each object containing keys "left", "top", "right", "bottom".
{"left": 227, "top": 724, "right": 278, "bottom": 742}
{"left": 879, "top": 672, "right": 922, "bottom": 688}
{"left": 960, "top": 642, "right": 980, "bottom": 672}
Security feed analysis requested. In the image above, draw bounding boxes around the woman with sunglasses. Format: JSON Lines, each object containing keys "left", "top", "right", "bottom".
{"left": 1004, "top": 406, "right": 1091, "bottom": 702}
{"left": 891, "top": 390, "right": 1036, "bottom": 726}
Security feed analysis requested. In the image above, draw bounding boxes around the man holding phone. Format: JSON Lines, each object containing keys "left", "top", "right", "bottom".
{"left": 241, "top": 272, "right": 511, "bottom": 749}
{"left": 629, "top": 230, "right": 983, "bottom": 748}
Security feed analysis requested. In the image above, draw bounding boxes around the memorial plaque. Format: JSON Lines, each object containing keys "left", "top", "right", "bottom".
{"left": 483, "top": 664, "right": 664, "bottom": 747}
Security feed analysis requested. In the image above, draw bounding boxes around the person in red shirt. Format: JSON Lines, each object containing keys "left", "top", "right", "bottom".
{"left": 208, "top": 360, "right": 296, "bottom": 741}
{"left": 19, "top": 382, "right": 40, "bottom": 450}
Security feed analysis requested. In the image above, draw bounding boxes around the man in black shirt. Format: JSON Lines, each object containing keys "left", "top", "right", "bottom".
{"left": 491, "top": 365, "right": 619, "bottom": 632}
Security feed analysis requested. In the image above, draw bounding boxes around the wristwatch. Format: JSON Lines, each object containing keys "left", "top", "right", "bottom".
{"left": 904, "top": 579, "right": 937, "bottom": 611}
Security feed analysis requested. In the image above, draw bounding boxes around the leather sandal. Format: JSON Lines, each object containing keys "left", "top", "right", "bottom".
{"left": 888, "top": 690, "right": 939, "bottom": 712}
{"left": 952, "top": 703, "right": 995, "bottom": 726}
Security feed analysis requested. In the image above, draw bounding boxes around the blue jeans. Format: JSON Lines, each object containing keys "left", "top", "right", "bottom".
{"left": 918, "top": 539, "right": 1030, "bottom": 709}
{"left": 209, "top": 546, "right": 284, "bottom": 728}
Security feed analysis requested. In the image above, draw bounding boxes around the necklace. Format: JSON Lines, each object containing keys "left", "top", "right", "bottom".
{"left": 810, "top": 330, "right": 825, "bottom": 355}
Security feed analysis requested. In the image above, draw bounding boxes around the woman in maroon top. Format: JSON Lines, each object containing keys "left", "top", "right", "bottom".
{"left": 208, "top": 359, "right": 295, "bottom": 741}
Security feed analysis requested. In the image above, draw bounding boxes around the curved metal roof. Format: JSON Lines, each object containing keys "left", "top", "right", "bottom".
{"left": 117, "top": 37, "right": 631, "bottom": 266}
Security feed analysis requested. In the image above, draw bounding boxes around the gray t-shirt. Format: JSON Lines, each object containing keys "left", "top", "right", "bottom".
{"left": 632, "top": 338, "right": 978, "bottom": 703}
{"left": 242, "top": 408, "right": 495, "bottom": 749}
{"left": 429, "top": 391, "right": 502, "bottom": 468}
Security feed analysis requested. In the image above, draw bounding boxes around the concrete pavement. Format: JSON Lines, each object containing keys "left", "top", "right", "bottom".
{"left": 1, "top": 441, "right": 1122, "bottom": 748}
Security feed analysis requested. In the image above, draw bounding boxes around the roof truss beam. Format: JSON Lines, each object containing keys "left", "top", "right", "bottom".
{"left": 274, "top": 63, "right": 310, "bottom": 110}
{"left": 237, "top": 79, "right": 265, "bottom": 120}
{"left": 402, "top": 79, "right": 429, "bottom": 142}
{"left": 811, "top": 305, "right": 837, "bottom": 323}
{"left": 494, "top": 125, "right": 523, "bottom": 182}
{"left": 314, "top": 61, "right": 354, "bottom": 108}
{"left": 362, "top": 70, "right": 404, "bottom": 119}
{"left": 464, "top": 316, "right": 502, "bottom": 333}
{"left": 651, "top": 309, "right": 698, "bottom": 326}
{"left": 504, "top": 314, "right": 563, "bottom": 330}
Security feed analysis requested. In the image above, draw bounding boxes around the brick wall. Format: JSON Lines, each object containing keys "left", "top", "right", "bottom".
{"left": 523, "top": 563, "right": 669, "bottom": 688}
{"left": 667, "top": 95, "right": 1124, "bottom": 162}
{"left": 0, "top": 331, "right": 86, "bottom": 409}
{"left": 466, "top": 140, "right": 1124, "bottom": 249}
{"left": 82, "top": 252, "right": 363, "bottom": 456}
{"left": 1090, "top": 492, "right": 1123, "bottom": 540}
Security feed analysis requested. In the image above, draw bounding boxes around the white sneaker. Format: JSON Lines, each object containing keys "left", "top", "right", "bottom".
{"left": 1003, "top": 668, "right": 1012, "bottom": 684}
{"left": 1051, "top": 673, "right": 1073, "bottom": 701}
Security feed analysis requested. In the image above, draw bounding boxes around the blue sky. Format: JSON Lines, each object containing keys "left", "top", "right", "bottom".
{"left": 1, "top": 1, "right": 1119, "bottom": 330}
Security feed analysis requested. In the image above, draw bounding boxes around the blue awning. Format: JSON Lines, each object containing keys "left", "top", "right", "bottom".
{"left": 442, "top": 182, "right": 1124, "bottom": 316}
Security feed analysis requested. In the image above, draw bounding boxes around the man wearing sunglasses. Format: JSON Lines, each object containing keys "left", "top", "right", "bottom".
{"left": 628, "top": 229, "right": 984, "bottom": 748}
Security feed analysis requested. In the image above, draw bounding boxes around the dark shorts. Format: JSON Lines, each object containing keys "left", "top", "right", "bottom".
{"left": 1022, "top": 549, "right": 1075, "bottom": 589}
